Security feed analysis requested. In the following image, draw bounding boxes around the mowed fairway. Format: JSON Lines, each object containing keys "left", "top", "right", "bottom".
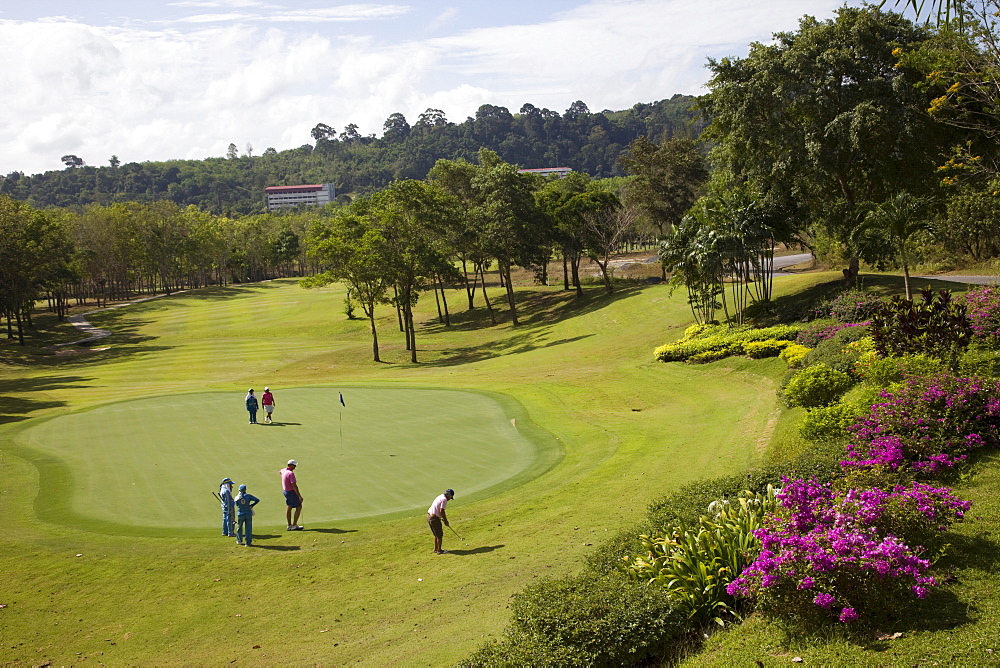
{"left": 12, "top": 387, "right": 551, "bottom": 531}
{"left": 0, "top": 274, "right": 809, "bottom": 665}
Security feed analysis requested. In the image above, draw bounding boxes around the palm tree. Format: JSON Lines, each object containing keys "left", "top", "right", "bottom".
{"left": 886, "top": 0, "right": 961, "bottom": 24}
{"left": 853, "top": 193, "right": 932, "bottom": 300}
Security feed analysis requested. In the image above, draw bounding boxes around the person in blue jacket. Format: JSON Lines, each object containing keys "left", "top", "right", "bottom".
{"left": 245, "top": 389, "right": 259, "bottom": 424}
{"left": 219, "top": 477, "right": 235, "bottom": 536}
{"left": 234, "top": 484, "right": 260, "bottom": 546}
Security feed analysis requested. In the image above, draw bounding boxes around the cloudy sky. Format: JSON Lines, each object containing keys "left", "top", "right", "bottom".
{"left": 0, "top": 0, "right": 868, "bottom": 176}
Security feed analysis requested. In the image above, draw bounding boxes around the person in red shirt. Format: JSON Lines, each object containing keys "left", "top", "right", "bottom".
{"left": 261, "top": 387, "right": 276, "bottom": 424}
{"left": 280, "top": 460, "right": 303, "bottom": 530}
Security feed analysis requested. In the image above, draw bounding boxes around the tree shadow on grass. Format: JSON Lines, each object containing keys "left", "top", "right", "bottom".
{"left": 423, "top": 330, "right": 594, "bottom": 367}
{"left": 425, "top": 284, "right": 646, "bottom": 333}
{"left": 445, "top": 544, "right": 505, "bottom": 555}
{"left": 0, "top": 375, "right": 90, "bottom": 424}
{"left": 166, "top": 281, "right": 286, "bottom": 302}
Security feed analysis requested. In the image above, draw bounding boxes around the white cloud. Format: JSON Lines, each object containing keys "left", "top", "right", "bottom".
{"left": 0, "top": 1, "right": 849, "bottom": 175}
{"left": 174, "top": 3, "right": 410, "bottom": 24}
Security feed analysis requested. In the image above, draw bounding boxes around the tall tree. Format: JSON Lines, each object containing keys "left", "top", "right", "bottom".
{"left": 471, "top": 150, "right": 550, "bottom": 325}
{"left": 370, "top": 180, "right": 456, "bottom": 362}
{"left": 304, "top": 203, "right": 394, "bottom": 361}
{"left": 853, "top": 192, "right": 933, "bottom": 299}
{"left": 620, "top": 137, "right": 708, "bottom": 279}
{"left": 0, "top": 197, "right": 73, "bottom": 343}
{"left": 703, "top": 6, "right": 951, "bottom": 278}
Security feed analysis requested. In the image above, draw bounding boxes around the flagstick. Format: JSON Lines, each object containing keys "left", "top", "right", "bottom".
{"left": 340, "top": 409, "right": 343, "bottom": 444}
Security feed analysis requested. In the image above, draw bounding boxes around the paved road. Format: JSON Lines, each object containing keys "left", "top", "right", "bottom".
{"left": 914, "top": 275, "right": 1000, "bottom": 285}
{"left": 773, "top": 253, "right": 813, "bottom": 275}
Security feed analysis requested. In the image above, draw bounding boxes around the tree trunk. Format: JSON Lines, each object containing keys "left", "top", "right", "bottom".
{"left": 503, "top": 262, "right": 519, "bottom": 326}
{"left": 479, "top": 265, "right": 496, "bottom": 325}
{"left": 440, "top": 279, "right": 451, "bottom": 326}
{"left": 406, "top": 301, "right": 418, "bottom": 363}
{"left": 596, "top": 259, "right": 614, "bottom": 295}
{"left": 367, "top": 307, "right": 381, "bottom": 362}
{"left": 462, "top": 258, "right": 475, "bottom": 309}
{"left": 571, "top": 256, "right": 583, "bottom": 298}
{"left": 433, "top": 281, "right": 443, "bottom": 323}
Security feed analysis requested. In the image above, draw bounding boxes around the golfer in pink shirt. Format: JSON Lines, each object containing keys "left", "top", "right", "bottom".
{"left": 281, "top": 460, "right": 303, "bottom": 531}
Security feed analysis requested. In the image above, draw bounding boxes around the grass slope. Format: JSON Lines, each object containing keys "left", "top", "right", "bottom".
{"left": 4, "top": 271, "right": 991, "bottom": 665}
{"left": 0, "top": 277, "right": 782, "bottom": 665}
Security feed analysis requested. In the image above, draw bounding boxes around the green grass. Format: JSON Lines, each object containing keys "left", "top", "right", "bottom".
{"left": 9, "top": 387, "right": 555, "bottom": 532}
{"left": 0, "top": 276, "right": 782, "bottom": 665}
{"left": 0, "top": 270, "right": 996, "bottom": 665}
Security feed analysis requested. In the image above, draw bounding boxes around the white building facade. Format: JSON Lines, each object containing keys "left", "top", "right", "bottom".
{"left": 516, "top": 167, "right": 573, "bottom": 178}
{"left": 265, "top": 183, "right": 336, "bottom": 211}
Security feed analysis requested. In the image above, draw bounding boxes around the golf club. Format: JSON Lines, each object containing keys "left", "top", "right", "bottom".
{"left": 447, "top": 524, "right": 464, "bottom": 541}
{"left": 212, "top": 492, "right": 223, "bottom": 503}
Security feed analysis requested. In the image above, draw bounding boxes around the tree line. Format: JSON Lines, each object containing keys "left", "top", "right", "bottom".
{"left": 2, "top": 140, "right": 708, "bottom": 350}
{"left": 0, "top": 95, "right": 703, "bottom": 215}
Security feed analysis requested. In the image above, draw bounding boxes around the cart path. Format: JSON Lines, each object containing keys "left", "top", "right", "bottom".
{"left": 50, "top": 290, "right": 189, "bottom": 348}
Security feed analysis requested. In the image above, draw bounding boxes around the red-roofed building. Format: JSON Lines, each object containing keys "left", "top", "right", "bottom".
{"left": 265, "top": 183, "right": 336, "bottom": 211}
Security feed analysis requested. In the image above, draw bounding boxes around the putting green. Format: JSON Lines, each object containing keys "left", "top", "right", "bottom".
{"left": 14, "top": 387, "right": 556, "bottom": 532}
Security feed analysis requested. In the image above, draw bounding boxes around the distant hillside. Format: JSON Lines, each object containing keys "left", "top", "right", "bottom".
{"left": 0, "top": 95, "right": 703, "bottom": 215}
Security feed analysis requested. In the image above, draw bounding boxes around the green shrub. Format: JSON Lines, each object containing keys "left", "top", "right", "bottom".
{"left": 688, "top": 349, "right": 730, "bottom": 364}
{"left": 744, "top": 339, "right": 793, "bottom": 359}
{"left": 780, "top": 343, "right": 812, "bottom": 367}
{"left": 623, "top": 487, "right": 779, "bottom": 626}
{"left": 654, "top": 324, "right": 803, "bottom": 363}
{"left": 800, "top": 403, "right": 858, "bottom": 444}
{"left": 958, "top": 345, "right": 1000, "bottom": 377}
{"left": 799, "top": 327, "right": 873, "bottom": 377}
{"left": 461, "top": 573, "right": 686, "bottom": 667}
{"left": 870, "top": 287, "right": 972, "bottom": 366}
{"left": 783, "top": 363, "right": 854, "bottom": 408}
{"left": 800, "top": 384, "right": 888, "bottom": 445}
{"left": 855, "top": 353, "right": 947, "bottom": 387}
{"left": 645, "top": 445, "right": 842, "bottom": 532}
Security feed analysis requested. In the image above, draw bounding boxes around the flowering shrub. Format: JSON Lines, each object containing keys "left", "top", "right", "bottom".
{"left": 783, "top": 363, "right": 855, "bottom": 408}
{"left": 826, "top": 289, "right": 885, "bottom": 323}
{"left": 963, "top": 285, "right": 1000, "bottom": 343}
{"left": 795, "top": 321, "right": 870, "bottom": 348}
{"left": 780, "top": 343, "right": 812, "bottom": 368}
{"left": 727, "top": 478, "right": 970, "bottom": 625}
{"left": 843, "top": 372, "right": 1000, "bottom": 474}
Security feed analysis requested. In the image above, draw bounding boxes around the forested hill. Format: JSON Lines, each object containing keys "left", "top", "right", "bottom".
{"left": 0, "top": 95, "right": 702, "bottom": 215}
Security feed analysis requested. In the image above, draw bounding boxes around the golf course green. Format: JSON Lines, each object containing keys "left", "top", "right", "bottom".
{"left": 11, "top": 387, "right": 556, "bottom": 532}
{"left": 0, "top": 275, "right": 791, "bottom": 664}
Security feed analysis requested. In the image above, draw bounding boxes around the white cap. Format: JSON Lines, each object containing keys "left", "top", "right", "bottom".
{"left": 264, "top": 387, "right": 269, "bottom": 391}
{"left": 287, "top": 460, "right": 297, "bottom": 466}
